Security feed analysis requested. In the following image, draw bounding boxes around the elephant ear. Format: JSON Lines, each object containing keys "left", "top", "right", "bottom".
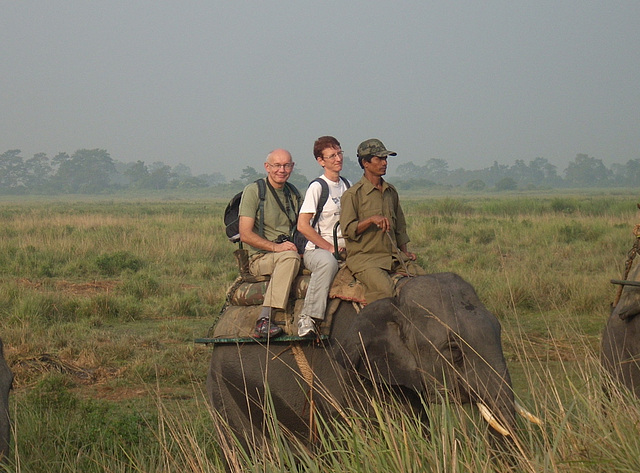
{"left": 336, "top": 298, "right": 422, "bottom": 390}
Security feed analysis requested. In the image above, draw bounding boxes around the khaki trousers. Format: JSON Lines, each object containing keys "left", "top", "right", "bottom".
{"left": 249, "top": 250, "right": 301, "bottom": 310}
{"left": 354, "top": 259, "right": 426, "bottom": 304}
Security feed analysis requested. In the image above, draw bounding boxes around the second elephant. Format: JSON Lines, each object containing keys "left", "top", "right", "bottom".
{"left": 602, "top": 258, "right": 640, "bottom": 396}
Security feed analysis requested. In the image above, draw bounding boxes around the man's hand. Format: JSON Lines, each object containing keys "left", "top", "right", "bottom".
{"left": 274, "top": 240, "right": 297, "bottom": 252}
{"left": 369, "top": 215, "right": 390, "bottom": 232}
{"left": 403, "top": 250, "right": 417, "bottom": 261}
{"left": 355, "top": 214, "right": 391, "bottom": 236}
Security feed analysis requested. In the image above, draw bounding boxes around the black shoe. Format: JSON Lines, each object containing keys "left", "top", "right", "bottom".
{"left": 253, "top": 317, "right": 283, "bottom": 339}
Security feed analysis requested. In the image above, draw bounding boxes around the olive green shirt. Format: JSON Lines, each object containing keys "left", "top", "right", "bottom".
{"left": 238, "top": 179, "right": 299, "bottom": 255}
{"left": 340, "top": 176, "right": 410, "bottom": 274}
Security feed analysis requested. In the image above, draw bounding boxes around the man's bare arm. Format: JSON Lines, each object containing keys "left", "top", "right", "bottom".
{"left": 297, "top": 213, "right": 334, "bottom": 252}
{"left": 239, "top": 216, "right": 297, "bottom": 252}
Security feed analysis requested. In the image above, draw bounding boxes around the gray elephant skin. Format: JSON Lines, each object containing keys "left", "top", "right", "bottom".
{"left": 0, "top": 337, "right": 13, "bottom": 462}
{"left": 602, "top": 262, "right": 640, "bottom": 396}
{"left": 207, "top": 272, "right": 521, "bottom": 451}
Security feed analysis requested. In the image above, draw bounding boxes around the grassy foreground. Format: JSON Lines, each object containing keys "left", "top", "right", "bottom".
{"left": 0, "top": 190, "right": 639, "bottom": 472}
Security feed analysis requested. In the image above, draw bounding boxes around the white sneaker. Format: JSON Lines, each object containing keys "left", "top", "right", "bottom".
{"left": 297, "top": 315, "right": 317, "bottom": 337}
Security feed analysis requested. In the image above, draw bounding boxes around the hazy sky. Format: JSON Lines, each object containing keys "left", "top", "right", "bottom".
{"left": 2, "top": 1, "right": 639, "bottom": 180}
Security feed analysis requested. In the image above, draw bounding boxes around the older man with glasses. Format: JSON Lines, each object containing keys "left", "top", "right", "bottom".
{"left": 238, "top": 148, "right": 302, "bottom": 338}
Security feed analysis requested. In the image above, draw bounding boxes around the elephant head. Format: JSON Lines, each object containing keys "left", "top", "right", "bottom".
{"left": 0, "top": 338, "right": 13, "bottom": 462}
{"left": 335, "top": 273, "right": 533, "bottom": 435}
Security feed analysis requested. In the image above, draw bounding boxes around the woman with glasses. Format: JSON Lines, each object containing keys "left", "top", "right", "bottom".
{"left": 296, "top": 136, "right": 351, "bottom": 337}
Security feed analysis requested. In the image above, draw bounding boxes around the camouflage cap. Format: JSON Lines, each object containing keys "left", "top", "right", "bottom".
{"left": 356, "top": 138, "right": 397, "bottom": 160}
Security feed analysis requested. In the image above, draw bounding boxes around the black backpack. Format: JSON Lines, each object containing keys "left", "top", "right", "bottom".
{"left": 224, "top": 179, "right": 301, "bottom": 244}
{"left": 224, "top": 179, "right": 264, "bottom": 243}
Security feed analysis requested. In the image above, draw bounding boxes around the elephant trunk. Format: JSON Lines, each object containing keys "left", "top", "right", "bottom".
{"left": 465, "top": 360, "right": 518, "bottom": 436}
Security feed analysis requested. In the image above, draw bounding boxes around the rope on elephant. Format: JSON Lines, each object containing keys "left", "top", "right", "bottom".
{"left": 291, "top": 345, "right": 314, "bottom": 388}
{"left": 613, "top": 223, "right": 640, "bottom": 308}
{"left": 291, "top": 344, "right": 317, "bottom": 443}
{"left": 222, "top": 276, "right": 246, "bottom": 312}
{"left": 385, "top": 230, "right": 414, "bottom": 276}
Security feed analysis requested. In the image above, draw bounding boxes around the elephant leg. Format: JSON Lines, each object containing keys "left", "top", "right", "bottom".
{"left": 0, "top": 339, "right": 12, "bottom": 463}
{"left": 602, "top": 320, "right": 640, "bottom": 397}
{"left": 0, "top": 404, "right": 8, "bottom": 463}
{"left": 207, "top": 369, "right": 271, "bottom": 459}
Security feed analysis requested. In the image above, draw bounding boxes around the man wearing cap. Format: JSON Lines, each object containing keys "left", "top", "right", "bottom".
{"left": 340, "top": 138, "right": 425, "bottom": 304}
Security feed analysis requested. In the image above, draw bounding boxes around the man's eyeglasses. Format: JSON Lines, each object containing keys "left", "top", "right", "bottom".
{"left": 322, "top": 150, "right": 344, "bottom": 161}
{"left": 267, "top": 162, "right": 294, "bottom": 170}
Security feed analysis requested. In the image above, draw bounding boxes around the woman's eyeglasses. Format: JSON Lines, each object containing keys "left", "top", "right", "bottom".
{"left": 322, "top": 150, "right": 344, "bottom": 161}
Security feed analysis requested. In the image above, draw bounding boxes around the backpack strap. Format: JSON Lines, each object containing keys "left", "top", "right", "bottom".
{"left": 266, "top": 179, "right": 299, "bottom": 235}
{"left": 255, "top": 178, "right": 266, "bottom": 238}
{"left": 310, "top": 178, "right": 329, "bottom": 229}
{"left": 309, "top": 176, "right": 351, "bottom": 230}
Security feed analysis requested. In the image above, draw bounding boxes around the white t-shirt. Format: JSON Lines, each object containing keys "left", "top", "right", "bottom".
{"left": 299, "top": 175, "right": 351, "bottom": 251}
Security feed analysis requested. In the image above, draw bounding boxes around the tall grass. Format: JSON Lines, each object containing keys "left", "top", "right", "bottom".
{"left": 7, "top": 329, "right": 640, "bottom": 472}
{"left": 0, "top": 191, "right": 639, "bottom": 471}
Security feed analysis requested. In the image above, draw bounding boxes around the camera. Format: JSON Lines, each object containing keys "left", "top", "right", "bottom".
{"left": 274, "top": 234, "right": 290, "bottom": 244}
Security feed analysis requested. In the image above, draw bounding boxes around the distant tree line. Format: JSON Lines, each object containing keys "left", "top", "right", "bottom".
{"left": 395, "top": 154, "right": 640, "bottom": 191}
{"left": 0, "top": 149, "right": 225, "bottom": 195}
{"left": 0, "top": 148, "right": 638, "bottom": 195}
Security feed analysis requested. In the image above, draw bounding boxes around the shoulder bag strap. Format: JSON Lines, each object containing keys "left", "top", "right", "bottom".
{"left": 265, "top": 178, "right": 296, "bottom": 232}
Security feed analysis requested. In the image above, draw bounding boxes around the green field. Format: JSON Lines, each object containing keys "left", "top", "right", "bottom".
{"left": 1, "top": 190, "right": 639, "bottom": 472}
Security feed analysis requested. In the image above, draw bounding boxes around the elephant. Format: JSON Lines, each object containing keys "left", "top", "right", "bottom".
{"left": 0, "top": 337, "right": 12, "bottom": 462}
{"left": 601, "top": 257, "right": 640, "bottom": 396}
{"left": 207, "top": 272, "right": 539, "bottom": 454}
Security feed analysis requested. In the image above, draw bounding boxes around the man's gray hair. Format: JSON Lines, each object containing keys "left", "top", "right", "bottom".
{"left": 265, "top": 150, "right": 276, "bottom": 163}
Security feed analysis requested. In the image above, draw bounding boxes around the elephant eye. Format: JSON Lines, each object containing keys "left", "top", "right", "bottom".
{"left": 448, "top": 343, "right": 464, "bottom": 365}
{"left": 442, "top": 332, "right": 464, "bottom": 366}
